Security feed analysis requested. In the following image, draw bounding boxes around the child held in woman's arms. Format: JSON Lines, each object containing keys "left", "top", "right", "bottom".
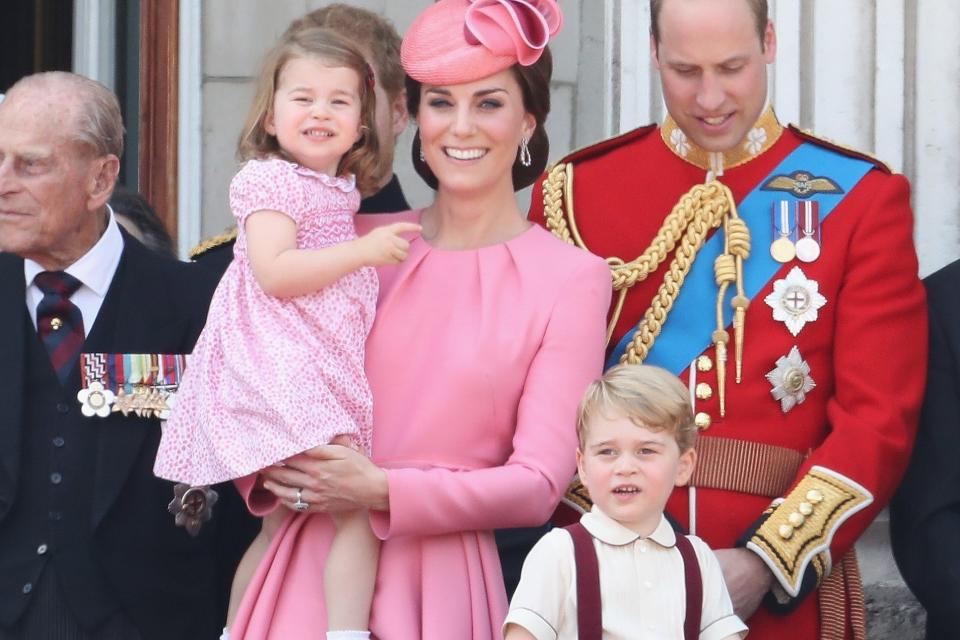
{"left": 504, "top": 364, "right": 748, "bottom": 640}
{"left": 153, "top": 27, "right": 419, "bottom": 640}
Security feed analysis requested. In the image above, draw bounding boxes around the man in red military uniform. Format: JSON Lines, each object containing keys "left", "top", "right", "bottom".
{"left": 529, "top": 0, "right": 927, "bottom": 637}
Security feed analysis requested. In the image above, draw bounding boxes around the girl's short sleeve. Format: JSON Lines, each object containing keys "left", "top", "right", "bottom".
{"left": 229, "top": 158, "right": 308, "bottom": 226}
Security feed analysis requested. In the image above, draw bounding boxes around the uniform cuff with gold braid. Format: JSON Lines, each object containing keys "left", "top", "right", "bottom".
{"left": 739, "top": 466, "right": 873, "bottom": 603}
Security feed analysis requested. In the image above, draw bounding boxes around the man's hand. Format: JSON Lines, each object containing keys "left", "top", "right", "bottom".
{"left": 714, "top": 547, "right": 775, "bottom": 621}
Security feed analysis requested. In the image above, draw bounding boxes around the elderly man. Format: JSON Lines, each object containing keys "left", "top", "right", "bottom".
{"left": 529, "top": 0, "right": 927, "bottom": 637}
{"left": 0, "top": 72, "right": 248, "bottom": 639}
{"left": 192, "top": 3, "right": 412, "bottom": 274}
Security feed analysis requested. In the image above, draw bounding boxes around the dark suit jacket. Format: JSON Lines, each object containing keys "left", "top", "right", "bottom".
{"left": 890, "top": 258, "right": 960, "bottom": 640}
{"left": 0, "top": 232, "right": 255, "bottom": 639}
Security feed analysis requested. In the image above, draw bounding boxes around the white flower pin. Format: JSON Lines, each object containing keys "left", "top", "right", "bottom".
{"left": 670, "top": 128, "right": 691, "bottom": 157}
{"left": 745, "top": 127, "right": 768, "bottom": 155}
{"left": 764, "top": 267, "right": 827, "bottom": 336}
{"left": 765, "top": 346, "right": 816, "bottom": 413}
{"left": 77, "top": 381, "right": 116, "bottom": 418}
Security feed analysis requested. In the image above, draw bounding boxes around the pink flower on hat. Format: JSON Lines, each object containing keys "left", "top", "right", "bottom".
{"left": 463, "top": 0, "right": 564, "bottom": 66}
{"left": 401, "top": 0, "right": 564, "bottom": 85}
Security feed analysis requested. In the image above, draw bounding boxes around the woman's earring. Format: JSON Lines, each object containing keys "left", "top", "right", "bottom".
{"left": 519, "top": 137, "right": 532, "bottom": 167}
{"left": 419, "top": 146, "right": 425, "bottom": 162}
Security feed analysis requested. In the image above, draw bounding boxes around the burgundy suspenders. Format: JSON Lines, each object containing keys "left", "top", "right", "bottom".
{"left": 567, "top": 523, "right": 604, "bottom": 640}
{"left": 564, "top": 523, "right": 703, "bottom": 640}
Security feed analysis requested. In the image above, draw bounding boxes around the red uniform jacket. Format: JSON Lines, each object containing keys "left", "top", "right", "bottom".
{"left": 529, "top": 109, "right": 927, "bottom": 639}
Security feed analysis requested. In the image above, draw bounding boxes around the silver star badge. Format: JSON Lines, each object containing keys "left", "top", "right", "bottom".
{"left": 765, "top": 346, "right": 816, "bottom": 413}
{"left": 764, "top": 267, "right": 827, "bottom": 337}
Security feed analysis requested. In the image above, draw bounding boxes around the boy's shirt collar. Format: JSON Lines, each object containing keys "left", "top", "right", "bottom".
{"left": 582, "top": 506, "right": 678, "bottom": 548}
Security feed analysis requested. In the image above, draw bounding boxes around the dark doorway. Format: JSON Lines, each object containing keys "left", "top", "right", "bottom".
{"left": 0, "top": 0, "right": 74, "bottom": 93}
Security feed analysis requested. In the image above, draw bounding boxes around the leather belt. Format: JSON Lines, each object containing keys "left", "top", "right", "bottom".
{"left": 690, "top": 435, "right": 806, "bottom": 498}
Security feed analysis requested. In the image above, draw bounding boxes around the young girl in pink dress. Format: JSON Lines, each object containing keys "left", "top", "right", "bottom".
{"left": 154, "top": 27, "right": 418, "bottom": 640}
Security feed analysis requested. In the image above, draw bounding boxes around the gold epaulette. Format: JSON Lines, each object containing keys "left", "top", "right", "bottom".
{"left": 747, "top": 466, "right": 873, "bottom": 597}
{"left": 188, "top": 227, "right": 238, "bottom": 260}
{"left": 788, "top": 124, "right": 893, "bottom": 174}
{"left": 561, "top": 476, "right": 593, "bottom": 514}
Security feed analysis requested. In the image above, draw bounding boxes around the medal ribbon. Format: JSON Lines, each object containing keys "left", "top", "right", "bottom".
{"left": 79, "top": 353, "right": 186, "bottom": 392}
{"left": 607, "top": 142, "right": 874, "bottom": 373}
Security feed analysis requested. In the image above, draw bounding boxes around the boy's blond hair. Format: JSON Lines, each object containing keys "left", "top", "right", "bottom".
{"left": 577, "top": 364, "right": 697, "bottom": 452}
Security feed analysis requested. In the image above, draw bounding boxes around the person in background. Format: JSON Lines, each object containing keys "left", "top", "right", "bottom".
{"left": 505, "top": 364, "right": 746, "bottom": 640}
{"left": 224, "top": 1, "right": 611, "bottom": 638}
{"left": 527, "top": 0, "right": 927, "bottom": 637}
{"left": 110, "top": 186, "right": 175, "bottom": 258}
{"left": 0, "top": 71, "right": 248, "bottom": 640}
{"left": 192, "top": 3, "right": 412, "bottom": 275}
{"left": 890, "top": 257, "right": 960, "bottom": 640}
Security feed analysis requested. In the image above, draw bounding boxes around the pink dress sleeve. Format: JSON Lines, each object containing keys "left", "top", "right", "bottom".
{"left": 370, "top": 256, "right": 612, "bottom": 539}
{"left": 228, "top": 158, "right": 310, "bottom": 226}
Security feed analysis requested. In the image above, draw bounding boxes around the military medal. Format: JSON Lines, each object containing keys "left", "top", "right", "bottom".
{"left": 795, "top": 201, "right": 821, "bottom": 263}
{"left": 770, "top": 200, "right": 796, "bottom": 263}
{"left": 765, "top": 346, "right": 816, "bottom": 413}
{"left": 78, "top": 352, "right": 186, "bottom": 419}
{"left": 764, "top": 267, "right": 827, "bottom": 336}
{"left": 168, "top": 483, "right": 218, "bottom": 537}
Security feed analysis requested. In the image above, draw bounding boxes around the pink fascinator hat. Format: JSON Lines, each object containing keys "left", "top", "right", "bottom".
{"left": 401, "top": 0, "right": 563, "bottom": 85}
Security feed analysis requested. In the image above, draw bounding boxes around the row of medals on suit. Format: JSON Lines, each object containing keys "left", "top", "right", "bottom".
{"left": 76, "top": 353, "right": 181, "bottom": 419}
{"left": 763, "top": 200, "right": 823, "bottom": 413}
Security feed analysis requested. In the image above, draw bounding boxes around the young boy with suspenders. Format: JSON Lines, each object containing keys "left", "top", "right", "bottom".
{"left": 504, "top": 365, "right": 747, "bottom": 640}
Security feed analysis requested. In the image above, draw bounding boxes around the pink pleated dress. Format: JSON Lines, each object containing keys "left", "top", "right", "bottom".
{"left": 228, "top": 212, "right": 613, "bottom": 640}
{"left": 154, "top": 158, "right": 377, "bottom": 486}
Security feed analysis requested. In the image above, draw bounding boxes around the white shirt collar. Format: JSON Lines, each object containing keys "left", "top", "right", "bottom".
{"left": 581, "top": 506, "right": 678, "bottom": 548}
{"left": 24, "top": 205, "right": 123, "bottom": 293}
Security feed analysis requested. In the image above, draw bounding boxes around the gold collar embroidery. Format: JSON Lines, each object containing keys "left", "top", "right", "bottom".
{"left": 660, "top": 106, "right": 783, "bottom": 174}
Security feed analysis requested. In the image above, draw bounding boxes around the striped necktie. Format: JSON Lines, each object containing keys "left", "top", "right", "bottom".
{"left": 35, "top": 271, "right": 85, "bottom": 383}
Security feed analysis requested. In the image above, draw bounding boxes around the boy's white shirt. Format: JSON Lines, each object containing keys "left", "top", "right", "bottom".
{"left": 503, "top": 506, "right": 748, "bottom": 640}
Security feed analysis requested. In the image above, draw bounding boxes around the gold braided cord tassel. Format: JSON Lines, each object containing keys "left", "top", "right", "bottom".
{"left": 620, "top": 182, "right": 747, "bottom": 368}
{"left": 542, "top": 163, "right": 575, "bottom": 245}
{"left": 726, "top": 216, "right": 751, "bottom": 382}
{"left": 541, "top": 167, "right": 751, "bottom": 396}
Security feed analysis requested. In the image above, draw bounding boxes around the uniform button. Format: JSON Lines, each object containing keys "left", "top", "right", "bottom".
{"left": 56, "top": 402, "right": 70, "bottom": 414}
{"left": 696, "top": 355, "right": 713, "bottom": 372}
{"left": 638, "top": 541, "right": 649, "bottom": 553}
{"left": 37, "top": 543, "right": 48, "bottom": 555}
{"left": 50, "top": 472, "right": 62, "bottom": 485}
{"left": 52, "top": 436, "right": 65, "bottom": 448}
{"left": 694, "top": 412, "right": 712, "bottom": 430}
{"left": 21, "top": 583, "right": 32, "bottom": 594}
{"left": 695, "top": 382, "right": 713, "bottom": 401}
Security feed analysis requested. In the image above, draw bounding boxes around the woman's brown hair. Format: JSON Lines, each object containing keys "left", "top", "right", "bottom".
{"left": 238, "top": 27, "right": 382, "bottom": 196}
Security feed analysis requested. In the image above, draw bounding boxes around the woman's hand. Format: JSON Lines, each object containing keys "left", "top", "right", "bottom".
{"left": 261, "top": 445, "right": 390, "bottom": 514}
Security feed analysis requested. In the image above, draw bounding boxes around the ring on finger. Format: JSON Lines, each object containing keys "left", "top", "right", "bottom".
{"left": 293, "top": 487, "right": 309, "bottom": 512}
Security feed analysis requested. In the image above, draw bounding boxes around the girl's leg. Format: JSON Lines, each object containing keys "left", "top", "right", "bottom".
{"left": 225, "top": 509, "right": 286, "bottom": 630}
{"left": 325, "top": 509, "right": 380, "bottom": 634}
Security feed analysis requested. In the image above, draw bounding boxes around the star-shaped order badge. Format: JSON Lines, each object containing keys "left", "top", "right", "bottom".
{"left": 764, "top": 266, "right": 827, "bottom": 336}
{"left": 168, "top": 483, "right": 218, "bottom": 537}
{"left": 766, "top": 346, "right": 816, "bottom": 413}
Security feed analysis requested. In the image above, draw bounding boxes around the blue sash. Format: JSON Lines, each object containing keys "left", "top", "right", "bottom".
{"left": 606, "top": 142, "right": 873, "bottom": 373}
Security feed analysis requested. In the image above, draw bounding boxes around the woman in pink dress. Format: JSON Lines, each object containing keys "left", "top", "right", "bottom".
{"left": 230, "top": 2, "right": 610, "bottom": 638}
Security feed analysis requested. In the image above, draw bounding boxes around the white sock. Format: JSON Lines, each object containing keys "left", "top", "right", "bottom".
{"left": 326, "top": 632, "right": 370, "bottom": 640}
{"left": 219, "top": 628, "right": 230, "bottom": 640}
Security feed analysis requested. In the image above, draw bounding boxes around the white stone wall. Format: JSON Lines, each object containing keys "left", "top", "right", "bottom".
{"left": 198, "top": 0, "right": 588, "bottom": 236}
